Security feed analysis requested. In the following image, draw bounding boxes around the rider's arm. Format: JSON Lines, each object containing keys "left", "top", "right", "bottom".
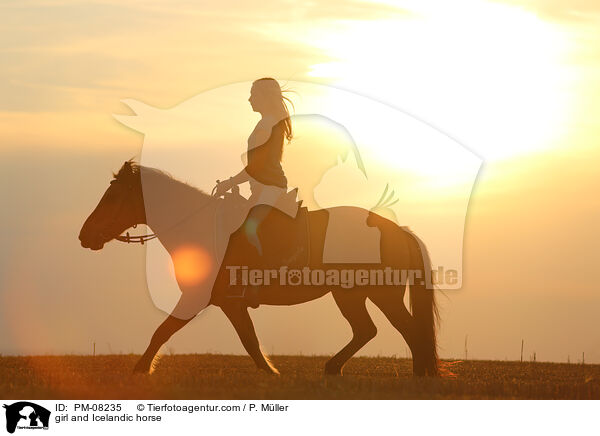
{"left": 230, "top": 168, "right": 250, "bottom": 185}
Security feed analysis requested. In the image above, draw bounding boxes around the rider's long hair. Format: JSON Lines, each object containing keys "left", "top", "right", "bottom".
{"left": 253, "top": 78, "right": 294, "bottom": 142}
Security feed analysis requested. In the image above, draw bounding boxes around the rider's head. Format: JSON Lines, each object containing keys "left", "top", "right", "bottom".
{"left": 249, "top": 78, "right": 293, "bottom": 141}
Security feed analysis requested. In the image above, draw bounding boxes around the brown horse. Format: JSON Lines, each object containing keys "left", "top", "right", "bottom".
{"left": 79, "top": 161, "right": 439, "bottom": 376}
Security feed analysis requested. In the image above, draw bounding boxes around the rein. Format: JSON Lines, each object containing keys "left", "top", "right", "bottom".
{"left": 115, "top": 181, "right": 222, "bottom": 245}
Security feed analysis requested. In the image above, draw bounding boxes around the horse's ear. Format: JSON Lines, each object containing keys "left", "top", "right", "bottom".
{"left": 123, "top": 161, "right": 132, "bottom": 172}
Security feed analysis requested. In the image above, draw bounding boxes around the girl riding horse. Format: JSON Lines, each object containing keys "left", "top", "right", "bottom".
{"left": 212, "top": 78, "right": 295, "bottom": 255}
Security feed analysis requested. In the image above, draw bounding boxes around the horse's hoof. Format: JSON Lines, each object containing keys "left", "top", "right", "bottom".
{"left": 261, "top": 367, "right": 280, "bottom": 376}
{"left": 132, "top": 362, "right": 151, "bottom": 374}
{"left": 324, "top": 363, "right": 342, "bottom": 376}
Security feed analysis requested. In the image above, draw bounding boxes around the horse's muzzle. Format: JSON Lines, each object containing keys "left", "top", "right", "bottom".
{"left": 79, "top": 229, "right": 106, "bottom": 251}
{"left": 79, "top": 238, "right": 105, "bottom": 251}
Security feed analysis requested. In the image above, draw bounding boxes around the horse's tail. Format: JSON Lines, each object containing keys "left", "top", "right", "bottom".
{"left": 407, "top": 229, "right": 440, "bottom": 376}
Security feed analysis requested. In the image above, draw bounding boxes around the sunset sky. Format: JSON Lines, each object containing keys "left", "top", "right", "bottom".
{"left": 1, "top": 0, "right": 599, "bottom": 363}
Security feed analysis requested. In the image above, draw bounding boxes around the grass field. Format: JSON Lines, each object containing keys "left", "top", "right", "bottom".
{"left": 1, "top": 355, "right": 598, "bottom": 400}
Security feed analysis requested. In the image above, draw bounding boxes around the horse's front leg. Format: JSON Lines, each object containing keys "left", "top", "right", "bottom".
{"left": 133, "top": 315, "right": 191, "bottom": 374}
{"left": 221, "top": 302, "right": 279, "bottom": 375}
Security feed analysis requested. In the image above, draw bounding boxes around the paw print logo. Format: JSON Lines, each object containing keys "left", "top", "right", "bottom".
{"left": 287, "top": 270, "right": 302, "bottom": 286}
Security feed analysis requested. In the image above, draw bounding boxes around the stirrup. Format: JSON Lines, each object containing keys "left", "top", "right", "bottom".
{"left": 225, "top": 285, "right": 260, "bottom": 308}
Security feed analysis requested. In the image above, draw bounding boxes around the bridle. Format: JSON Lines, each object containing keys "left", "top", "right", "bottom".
{"left": 113, "top": 179, "right": 223, "bottom": 245}
{"left": 116, "top": 225, "right": 158, "bottom": 245}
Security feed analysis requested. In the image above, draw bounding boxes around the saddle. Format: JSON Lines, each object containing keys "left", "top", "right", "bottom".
{"left": 216, "top": 186, "right": 309, "bottom": 263}
{"left": 256, "top": 202, "right": 310, "bottom": 268}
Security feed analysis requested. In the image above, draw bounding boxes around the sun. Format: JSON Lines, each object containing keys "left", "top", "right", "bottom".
{"left": 304, "top": 0, "right": 574, "bottom": 165}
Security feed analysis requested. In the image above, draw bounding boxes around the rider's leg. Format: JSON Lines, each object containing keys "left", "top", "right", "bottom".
{"left": 245, "top": 184, "right": 286, "bottom": 256}
{"left": 244, "top": 205, "right": 270, "bottom": 256}
{"left": 239, "top": 184, "right": 286, "bottom": 307}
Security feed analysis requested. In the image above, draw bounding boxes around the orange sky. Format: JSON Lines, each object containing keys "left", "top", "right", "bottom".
{"left": 0, "top": 0, "right": 599, "bottom": 363}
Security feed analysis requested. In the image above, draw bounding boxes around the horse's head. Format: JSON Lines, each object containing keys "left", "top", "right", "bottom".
{"left": 79, "top": 161, "right": 145, "bottom": 250}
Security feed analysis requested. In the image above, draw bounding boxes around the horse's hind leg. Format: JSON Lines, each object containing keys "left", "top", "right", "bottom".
{"left": 369, "top": 289, "right": 419, "bottom": 372}
{"left": 325, "top": 290, "right": 377, "bottom": 375}
{"left": 221, "top": 302, "right": 279, "bottom": 375}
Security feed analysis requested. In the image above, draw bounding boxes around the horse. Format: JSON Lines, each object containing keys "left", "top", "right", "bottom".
{"left": 79, "top": 161, "right": 440, "bottom": 376}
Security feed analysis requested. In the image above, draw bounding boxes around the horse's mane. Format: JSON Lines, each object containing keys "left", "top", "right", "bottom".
{"left": 114, "top": 160, "right": 209, "bottom": 198}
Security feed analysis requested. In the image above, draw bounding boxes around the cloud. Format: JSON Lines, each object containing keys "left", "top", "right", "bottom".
{"left": 0, "top": 0, "right": 408, "bottom": 112}
{"left": 494, "top": 0, "right": 600, "bottom": 22}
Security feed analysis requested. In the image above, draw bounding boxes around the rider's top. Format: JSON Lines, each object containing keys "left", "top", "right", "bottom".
{"left": 246, "top": 116, "right": 287, "bottom": 191}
